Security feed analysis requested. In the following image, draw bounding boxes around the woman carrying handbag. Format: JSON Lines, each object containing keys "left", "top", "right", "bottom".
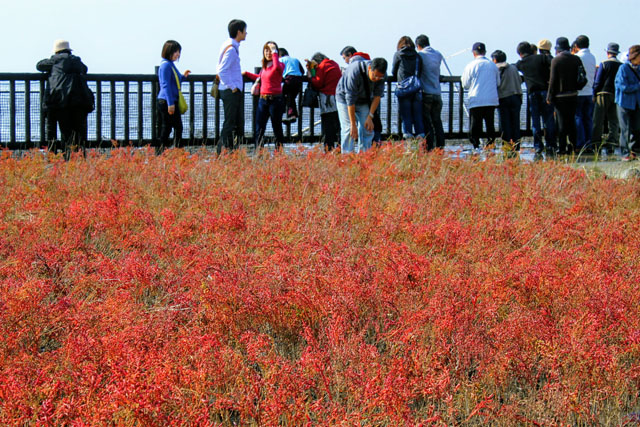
{"left": 157, "top": 40, "right": 191, "bottom": 151}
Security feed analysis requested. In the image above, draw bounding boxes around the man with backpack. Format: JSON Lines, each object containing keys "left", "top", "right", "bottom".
{"left": 36, "top": 39, "right": 94, "bottom": 158}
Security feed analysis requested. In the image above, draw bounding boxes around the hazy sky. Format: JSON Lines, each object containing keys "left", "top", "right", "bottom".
{"left": 3, "top": 0, "right": 637, "bottom": 76}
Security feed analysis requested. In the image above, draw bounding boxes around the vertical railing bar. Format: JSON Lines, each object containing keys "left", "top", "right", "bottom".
{"left": 448, "top": 82, "right": 454, "bottom": 134}
{"left": 110, "top": 80, "right": 116, "bottom": 142}
{"left": 25, "top": 79, "right": 31, "bottom": 147}
{"left": 202, "top": 81, "right": 208, "bottom": 145}
{"left": 124, "top": 80, "right": 130, "bottom": 143}
{"left": 39, "top": 79, "right": 46, "bottom": 146}
{"left": 386, "top": 80, "right": 392, "bottom": 138}
{"left": 137, "top": 80, "right": 143, "bottom": 144}
{"left": 458, "top": 82, "right": 464, "bottom": 135}
{"left": 9, "top": 79, "right": 16, "bottom": 144}
{"left": 96, "top": 80, "right": 102, "bottom": 145}
{"left": 189, "top": 80, "right": 195, "bottom": 142}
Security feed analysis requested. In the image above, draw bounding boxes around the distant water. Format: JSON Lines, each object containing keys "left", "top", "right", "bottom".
{"left": 0, "top": 81, "right": 530, "bottom": 144}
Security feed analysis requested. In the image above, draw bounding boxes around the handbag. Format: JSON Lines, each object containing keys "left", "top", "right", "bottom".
{"left": 302, "top": 85, "right": 319, "bottom": 108}
{"left": 576, "top": 63, "right": 588, "bottom": 90}
{"left": 395, "top": 58, "right": 421, "bottom": 98}
{"left": 171, "top": 66, "right": 188, "bottom": 114}
{"left": 251, "top": 77, "right": 261, "bottom": 96}
{"left": 210, "top": 75, "right": 220, "bottom": 99}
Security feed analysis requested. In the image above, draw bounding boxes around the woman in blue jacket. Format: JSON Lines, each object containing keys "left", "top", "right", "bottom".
{"left": 158, "top": 40, "right": 190, "bottom": 150}
{"left": 615, "top": 45, "right": 640, "bottom": 160}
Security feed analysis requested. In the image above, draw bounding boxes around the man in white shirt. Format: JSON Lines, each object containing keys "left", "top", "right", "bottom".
{"left": 461, "top": 42, "right": 500, "bottom": 149}
{"left": 573, "top": 35, "right": 596, "bottom": 152}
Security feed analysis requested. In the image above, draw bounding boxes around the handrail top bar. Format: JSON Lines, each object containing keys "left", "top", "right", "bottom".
{"left": 0, "top": 72, "right": 462, "bottom": 83}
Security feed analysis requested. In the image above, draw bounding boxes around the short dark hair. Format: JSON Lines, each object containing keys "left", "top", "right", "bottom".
{"left": 340, "top": 46, "right": 357, "bottom": 57}
{"left": 161, "top": 40, "right": 181, "bottom": 61}
{"left": 575, "top": 35, "right": 589, "bottom": 49}
{"left": 228, "top": 19, "right": 247, "bottom": 39}
{"left": 311, "top": 52, "right": 328, "bottom": 63}
{"left": 516, "top": 41, "right": 532, "bottom": 56}
{"left": 397, "top": 36, "right": 415, "bottom": 51}
{"left": 415, "top": 34, "right": 430, "bottom": 48}
{"left": 279, "top": 47, "right": 289, "bottom": 57}
{"left": 491, "top": 50, "right": 507, "bottom": 63}
{"left": 370, "top": 57, "right": 388, "bottom": 74}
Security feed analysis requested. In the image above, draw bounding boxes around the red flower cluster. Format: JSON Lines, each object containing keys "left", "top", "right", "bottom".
{"left": 0, "top": 147, "right": 639, "bottom": 425}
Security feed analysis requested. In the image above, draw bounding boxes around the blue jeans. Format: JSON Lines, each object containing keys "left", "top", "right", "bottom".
{"left": 255, "top": 95, "right": 285, "bottom": 148}
{"left": 337, "top": 102, "right": 374, "bottom": 153}
{"left": 575, "top": 95, "right": 594, "bottom": 150}
{"left": 397, "top": 92, "right": 424, "bottom": 138}
{"left": 528, "top": 90, "right": 556, "bottom": 153}
{"left": 618, "top": 105, "right": 640, "bottom": 155}
{"left": 422, "top": 93, "right": 445, "bottom": 149}
{"left": 498, "top": 94, "right": 522, "bottom": 146}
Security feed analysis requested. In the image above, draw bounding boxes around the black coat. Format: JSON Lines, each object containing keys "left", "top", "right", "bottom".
{"left": 37, "top": 52, "right": 94, "bottom": 112}
{"left": 516, "top": 53, "right": 551, "bottom": 93}
{"left": 547, "top": 51, "right": 583, "bottom": 102}
{"left": 392, "top": 47, "right": 422, "bottom": 82}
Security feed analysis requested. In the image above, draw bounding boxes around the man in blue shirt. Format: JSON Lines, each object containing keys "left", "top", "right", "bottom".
{"left": 336, "top": 58, "right": 387, "bottom": 153}
{"left": 461, "top": 42, "right": 500, "bottom": 150}
{"left": 216, "top": 19, "right": 247, "bottom": 154}
{"left": 415, "top": 34, "right": 445, "bottom": 150}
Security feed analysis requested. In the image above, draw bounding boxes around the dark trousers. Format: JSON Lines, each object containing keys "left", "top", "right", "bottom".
{"left": 575, "top": 95, "right": 594, "bottom": 150}
{"left": 592, "top": 93, "right": 619, "bottom": 148}
{"left": 219, "top": 89, "right": 243, "bottom": 154}
{"left": 47, "top": 107, "right": 88, "bottom": 157}
{"left": 469, "top": 106, "right": 496, "bottom": 149}
{"left": 553, "top": 96, "right": 578, "bottom": 154}
{"left": 498, "top": 94, "right": 522, "bottom": 147}
{"left": 320, "top": 111, "right": 340, "bottom": 151}
{"left": 282, "top": 75, "right": 303, "bottom": 118}
{"left": 528, "top": 90, "right": 556, "bottom": 153}
{"left": 398, "top": 92, "right": 424, "bottom": 137}
{"left": 422, "top": 93, "right": 445, "bottom": 150}
{"left": 157, "top": 99, "right": 183, "bottom": 149}
{"left": 373, "top": 108, "right": 382, "bottom": 143}
{"left": 255, "top": 95, "right": 285, "bottom": 148}
{"left": 618, "top": 106, "right": 640, "bottom": 155}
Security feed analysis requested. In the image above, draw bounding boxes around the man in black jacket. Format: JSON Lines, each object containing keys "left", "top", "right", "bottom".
{"left": 547, "top": 37, "right": 583, "bottom": 154}
{"left": 516, "top": 41, "right": 556, "bottom": 156}
{"left": 592, "top": 43, "right": 622, "bottom": 153}
{"left": 37, "top": 40, "right": 94, "bottom": 157}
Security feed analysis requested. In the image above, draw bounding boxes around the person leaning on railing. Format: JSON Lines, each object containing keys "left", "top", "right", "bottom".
{"left": 157, "top": 40, "right": 191, "bottom": 152}
{"left": 244, "top": 41, "right": 285, "bottom": 149}
{"left": 306, "top": 52, "right": 342, "bottom": 151}
{"left": 36, "top": 39, "right": 94, "bottom": 158}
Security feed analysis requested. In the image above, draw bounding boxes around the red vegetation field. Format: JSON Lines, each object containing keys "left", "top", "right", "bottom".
{"left": 1, "top": 147, "right": 639, "bottom": 425}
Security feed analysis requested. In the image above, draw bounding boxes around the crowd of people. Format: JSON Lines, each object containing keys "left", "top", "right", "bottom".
{"left": 35, "top": 20, "right": 640, "bottom": 160}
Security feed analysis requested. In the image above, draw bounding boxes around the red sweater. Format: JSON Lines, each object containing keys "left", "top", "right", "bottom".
{"left": 310, "top": 59, "right": 342, "bottom": 95}
{"left": 245, "top": 52, "right": 284, "bottom": 95}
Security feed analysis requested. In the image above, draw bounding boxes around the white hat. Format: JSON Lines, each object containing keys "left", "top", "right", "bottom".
{"left": 53, "top": 39, "right": 71, "bottom": 53}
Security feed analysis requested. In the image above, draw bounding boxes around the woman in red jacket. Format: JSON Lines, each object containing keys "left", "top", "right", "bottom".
{"left": 244, "top": 41, "right": 285, "bottom": 149}
{"left": 307, "top": 52, "right": 342, "bottom": 151}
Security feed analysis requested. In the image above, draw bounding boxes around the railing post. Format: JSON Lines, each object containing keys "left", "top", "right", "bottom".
{"left": 137, "top": 80, "right": 143, "bottom": 144}
{"left": 110, "top": 80, "right": 116, "bottom": 141}
{"left": 124, "top": 81, "right": 130, "bottom": 143}
{"left": 189, "top": 80, "right": 195, "bottom": 142}
{"left": 9, "top": 79, "right": 16, "bottom": 144}
{"left": 448, "top": 81, "right": 454, "bottom": 135}
{"left": 202, "top": 81, "right": 208, "bottom": 145}
{"left": 25, "top": 80, "right": 31, "bottom": 148}
{"left": 96, "top": 80, "right": 102, "bottom": 144}
{"left": 386, "top": 80, "right": 392, "bottom": 138}
{"left": 458, "top": 81, "right": 464, "bottom": 135}
{"left": 39, "top": 79, "right": 46, "bottom": 146}
{"left": 152, "top": 67, "right": 159, "bottom": 144}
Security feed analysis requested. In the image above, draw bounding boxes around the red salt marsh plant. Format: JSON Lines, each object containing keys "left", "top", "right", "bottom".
{"left": 0, "top": 146, "right": 639, "bottom": 425}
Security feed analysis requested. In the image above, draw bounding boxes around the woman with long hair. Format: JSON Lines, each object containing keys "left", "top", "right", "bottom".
{"left": 157, "top": 40, "right": 191, "bottom": 150}
{"left": 392, "top": 36, "right": 425, "bottom": 139}
{"left": 244, "top": 41, "right": 285, "bottom": 149}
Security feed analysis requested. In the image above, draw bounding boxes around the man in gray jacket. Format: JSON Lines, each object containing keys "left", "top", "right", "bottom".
{"left": 492, "top": 50, "right": 523, "bottom": 151}
{"left": 416, "top": 34, "right": 445, "bottom": 150}
{"left": 335, "top": 57, "right": 387, "bottom": 153}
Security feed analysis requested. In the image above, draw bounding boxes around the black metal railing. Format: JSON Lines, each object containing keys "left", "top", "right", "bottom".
{"left": 0, "top": 72, "right": 532, "bottom": 149}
